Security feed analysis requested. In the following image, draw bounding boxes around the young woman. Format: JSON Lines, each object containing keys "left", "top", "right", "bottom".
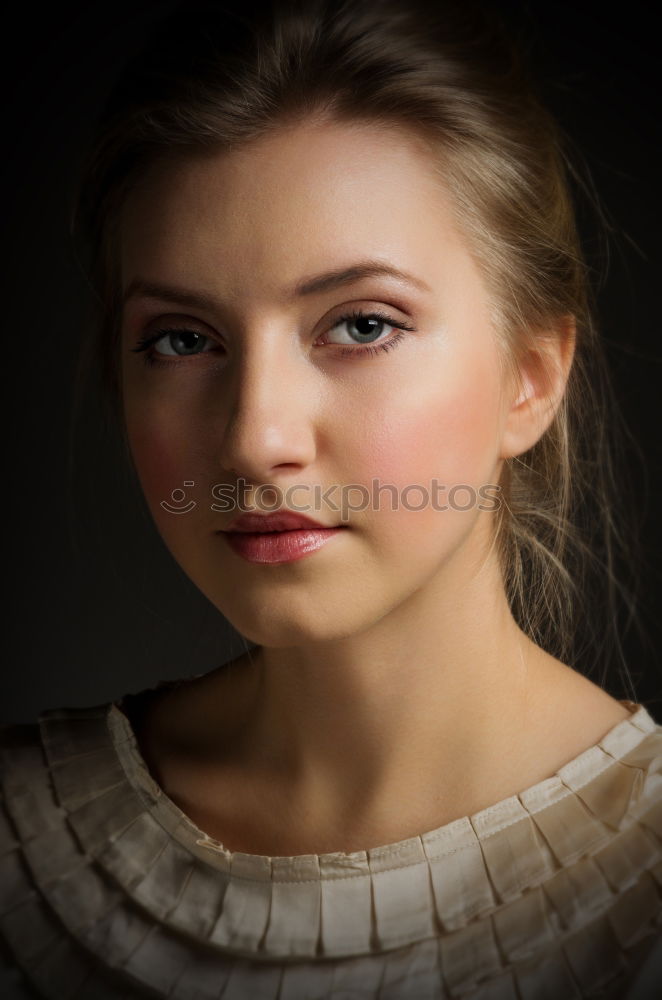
{"left": 1, "top": 0, "right": 660, "bottom": 997}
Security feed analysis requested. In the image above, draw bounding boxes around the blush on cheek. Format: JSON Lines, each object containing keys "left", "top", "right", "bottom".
{"left": 358, "top": 377, "right": 499, "bottom": 513}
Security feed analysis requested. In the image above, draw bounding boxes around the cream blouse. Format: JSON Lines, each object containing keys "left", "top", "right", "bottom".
{"left": 0, "top": 696, "right": 661, "bottom": 999}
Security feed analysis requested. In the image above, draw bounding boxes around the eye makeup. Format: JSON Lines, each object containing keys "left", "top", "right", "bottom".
{"left": 130, "top": 308, "right": 416, "bottom": 368}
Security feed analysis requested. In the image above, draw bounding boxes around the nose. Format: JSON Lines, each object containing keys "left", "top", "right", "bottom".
{"left": 215, "top": 334, "right": 318, "bottom": 484}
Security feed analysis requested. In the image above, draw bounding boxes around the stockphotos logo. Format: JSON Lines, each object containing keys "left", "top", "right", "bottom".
{"left": 160, "top": 478, "right": 503, "bottom": 521}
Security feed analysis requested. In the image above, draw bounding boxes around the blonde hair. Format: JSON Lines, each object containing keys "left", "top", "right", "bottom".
{"left": 71, "top": 0, "right": 645, "bottom": 694}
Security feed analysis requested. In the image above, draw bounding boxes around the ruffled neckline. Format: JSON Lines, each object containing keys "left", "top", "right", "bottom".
{"left": 33, "top": 702, "right": 662, "bottom": 944}
{"left": 2, "top": 694, "right": 661, "bottom": 993}
{"left": 107, "top": 696, "right": 651, "bottom": 868}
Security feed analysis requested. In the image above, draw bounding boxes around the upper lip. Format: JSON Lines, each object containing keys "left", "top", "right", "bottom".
{"left": 224, "top": 511, "right": 340, "bottom": 533}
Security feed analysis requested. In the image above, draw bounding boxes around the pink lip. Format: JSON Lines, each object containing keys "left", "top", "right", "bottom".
{"left": 225, "top": 510, "right": 336, "bottom": 533}
{"left": 220, "top": 526, "right": 345, "bottom": 564}
{"left": 220, "top": 509, "right": 347, "bottom": 565}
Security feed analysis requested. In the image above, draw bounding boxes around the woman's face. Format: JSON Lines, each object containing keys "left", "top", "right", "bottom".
{"left": 120, "top": 119, "right": 518, "bottom": 645}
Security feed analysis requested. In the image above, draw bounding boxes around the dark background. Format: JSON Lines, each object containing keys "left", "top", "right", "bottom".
{"left": 2, "top": 1, "right": 660, "bottom": 722}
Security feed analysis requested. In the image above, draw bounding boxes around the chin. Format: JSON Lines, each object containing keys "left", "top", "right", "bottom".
{"left": 212, "top": 597, "right": 381, "bottom": 649}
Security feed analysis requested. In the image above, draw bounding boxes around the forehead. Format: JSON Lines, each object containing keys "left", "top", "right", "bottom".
{"left": 118, "top": 119, "right": 473, "bottom": 304}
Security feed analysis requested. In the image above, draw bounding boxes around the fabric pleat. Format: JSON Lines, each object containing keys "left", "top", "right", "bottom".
{"left": 318, "top": 852, "right": 374, "bottom": 955}
{"left": 422, "top": 818, "right": 498, "bottom": 930}
{"left": 0, "top": 700, "right": 660, "bottom": 999}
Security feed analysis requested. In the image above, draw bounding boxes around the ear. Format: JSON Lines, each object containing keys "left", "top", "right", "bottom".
{"left": 499, "top": 317, "right": 576, "bottom": 460}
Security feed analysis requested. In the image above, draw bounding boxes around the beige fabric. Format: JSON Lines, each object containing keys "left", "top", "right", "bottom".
{"left": 0, "top": 697, "right": 661, "bottom": 998}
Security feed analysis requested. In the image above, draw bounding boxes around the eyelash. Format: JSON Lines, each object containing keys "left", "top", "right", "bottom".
{"left": 131, "top": 309, "right": 414, "bottom": 368}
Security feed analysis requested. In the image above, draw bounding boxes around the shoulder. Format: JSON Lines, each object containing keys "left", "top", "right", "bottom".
{"left": 0, "top": 704, "right": 117, "bottom": 784}
{"left": 0, "top": 702, "right": 161, "bottom": 997}
{"left": 0, "top": 705, "right": 120, "bottom": 850}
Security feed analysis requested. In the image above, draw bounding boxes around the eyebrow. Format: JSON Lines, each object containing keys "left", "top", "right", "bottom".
{"left": 294, "top": 261, "right": 431, "bottom": 297}
{"left": 121, "top": 260, "right": 431, "bottom": 310}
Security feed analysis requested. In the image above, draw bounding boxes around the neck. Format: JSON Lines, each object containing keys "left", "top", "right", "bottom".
{"left": 135, "top": 509, "right": 630, "bottom": 855}
{"left": 171, "top": 529, "right": 557, "bottom": 830}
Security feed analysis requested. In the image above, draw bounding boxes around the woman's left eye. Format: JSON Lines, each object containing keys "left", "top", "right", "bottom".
{"left": 322, "top": 309, "right": 415, "bottom": 358}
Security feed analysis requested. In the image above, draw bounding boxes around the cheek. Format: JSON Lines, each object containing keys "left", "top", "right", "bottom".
{"left": 348, "top": 369, "right": 502, "bottom": 562}
{"left": 353, "top": 361, "right": 502, "bottom": 497}
{"left": 125, "top": 413, "right": 198, "bottom": 525}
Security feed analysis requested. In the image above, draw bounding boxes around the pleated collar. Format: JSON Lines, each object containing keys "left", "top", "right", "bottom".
{"left": 23, "top": 696, "right": 659, "bottom": 962}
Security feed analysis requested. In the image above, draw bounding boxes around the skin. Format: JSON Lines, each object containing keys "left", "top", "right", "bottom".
{"left": 119, "top": 118, "right": 630, "bottom": 856}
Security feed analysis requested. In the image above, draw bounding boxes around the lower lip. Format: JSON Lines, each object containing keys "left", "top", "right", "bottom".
{"left": 221, "top": 527, "right": 345, "bottom": 564}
